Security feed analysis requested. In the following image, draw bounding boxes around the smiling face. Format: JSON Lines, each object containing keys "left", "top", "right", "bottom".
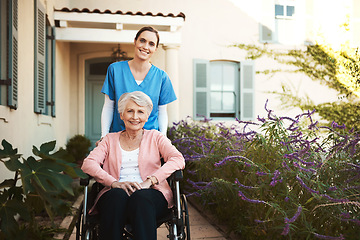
{"left": 120, "top": 99, "right": 149, "bottom": 132}
{"left": 133, "top": 30, "right": 158, "bottom": 61}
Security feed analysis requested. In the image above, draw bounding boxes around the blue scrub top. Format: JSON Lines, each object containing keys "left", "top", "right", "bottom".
{"left": 101, "top": 60, "right": 177, "bottom": 132}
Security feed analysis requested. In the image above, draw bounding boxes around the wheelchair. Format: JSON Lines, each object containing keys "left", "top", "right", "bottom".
{"left": 75, "top": 170, "right": 190, "bottom": 240}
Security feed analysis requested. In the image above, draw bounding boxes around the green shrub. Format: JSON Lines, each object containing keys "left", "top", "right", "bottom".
{"left": 169, "top": 107, "right": 360, "bottom": 239}
{"left": 65, "top": 134, "right": 91, "bottom": 165}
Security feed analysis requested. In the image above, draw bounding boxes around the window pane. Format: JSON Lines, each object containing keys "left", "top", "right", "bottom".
{"left": 210, "top": 64, "right": 222, "bottom": 91}
{"left": 222, "top": 92, "right": 235, "bottom": 111}
{"left": 223, "top": 64, "right": 236, "bottom": 91}
{"left": 275, "top": 4, "right": 284, "bottom": 16}
{"left": 210, "top": 92, "right": 222, "bottom": 111}
{"left": 286, "top": 6, "right": 295, "bottom": 17}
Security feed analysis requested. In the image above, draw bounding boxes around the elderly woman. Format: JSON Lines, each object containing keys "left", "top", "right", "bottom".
{"left": 81, "top": 91, "right": 185, "bottom": 240}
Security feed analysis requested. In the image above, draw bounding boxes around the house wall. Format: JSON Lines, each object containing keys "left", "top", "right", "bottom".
{"left": 1, "top": 0, "right": 358, "bottom": 182}
{"left": 0, "top": 0, "right": 73, "bottom": 179}
{"left": 51, "top": 0, "right": 351, "bottom": 123}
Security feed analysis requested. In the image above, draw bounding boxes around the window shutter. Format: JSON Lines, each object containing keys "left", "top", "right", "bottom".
{"left": 193, "top": 59, "right": 210, "bottom": 119}
{"left": 240, "top": 61, "right": 255, "bottom": 121}
{"left": 34, "top": 0, "right": 46, "bottom": 114}
{"left": 50, "top": 26, "right": 55, "bottom": 117}
{"left": 8, "top": 0, "right": 18, "bottom": 109}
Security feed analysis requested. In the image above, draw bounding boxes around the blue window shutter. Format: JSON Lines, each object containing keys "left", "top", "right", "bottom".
{"left": 51, "top": 26, "right": 55, "bottom": 117}
{"left": 193, "top": 59, "right": 210, "bottom": 119}
{"left": 8, "top": 0, "right": 18, "bottom": 109}
{"left": 34, "top": 0, "right": 46, "bottom": 114}
{"left": 240, "top": 61, "right": 255, "bottom": 121}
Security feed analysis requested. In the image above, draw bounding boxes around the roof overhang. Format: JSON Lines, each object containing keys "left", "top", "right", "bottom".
{"left": 54, "top": 10, "right": 185, "bottom": 45}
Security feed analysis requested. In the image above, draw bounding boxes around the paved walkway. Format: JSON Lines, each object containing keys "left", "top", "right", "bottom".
{"left": 68, "top": 201, "right": 227, "bottom": 240}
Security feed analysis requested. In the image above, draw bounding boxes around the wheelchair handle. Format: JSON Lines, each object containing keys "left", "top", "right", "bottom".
{"left": 80, "top": 174, "right": 92, "bottom": 186}
{"left": 172, "top": 169, "right": 183, "bottom": 181}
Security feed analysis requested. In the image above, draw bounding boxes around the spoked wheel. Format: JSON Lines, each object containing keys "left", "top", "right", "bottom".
{"left": 75, "top": 202, "right": 84, "bottom": 240}
{"left": 181, "top": 194, "right": 190, "bottom": 240}
{"left": 76, "top": 202, "right": 99, "bottom": 240}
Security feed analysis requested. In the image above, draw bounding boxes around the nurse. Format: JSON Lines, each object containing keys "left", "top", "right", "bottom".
{"left": 100, "top": 26, "right": 177, "bottom": 140}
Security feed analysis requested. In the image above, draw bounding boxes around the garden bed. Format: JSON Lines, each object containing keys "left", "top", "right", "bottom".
{"left": 54, "top": 194, "right": 83, "bottom": 240}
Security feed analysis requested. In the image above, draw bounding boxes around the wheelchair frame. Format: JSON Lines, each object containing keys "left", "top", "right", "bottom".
{"left": 75, "top": 170, "right": 190, "bottom": 240}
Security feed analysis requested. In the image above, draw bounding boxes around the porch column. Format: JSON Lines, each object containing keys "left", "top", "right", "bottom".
{"left": 162, "top": 44, "right": 180, "bottom": 126}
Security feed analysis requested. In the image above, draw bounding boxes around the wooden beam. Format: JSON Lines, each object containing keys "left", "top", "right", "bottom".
{"left": 55, "top": 28, "right": 182, "bottom": 44}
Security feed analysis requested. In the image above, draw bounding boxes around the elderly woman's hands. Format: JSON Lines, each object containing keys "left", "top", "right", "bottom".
{"left": 111, "top": 178, "right": 155, "bottom": 196}
{"left": 111, "top": 181, "right": 142, "bottom": 196}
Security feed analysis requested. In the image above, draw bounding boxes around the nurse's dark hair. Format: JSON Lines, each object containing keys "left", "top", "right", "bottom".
{"left": 135, "top": 26, "right": 160, "bottom": 47}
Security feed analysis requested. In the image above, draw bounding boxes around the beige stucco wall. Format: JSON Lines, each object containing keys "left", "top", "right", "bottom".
{"left": 0, "top": 0, "right": 355, "bottom": 182}
{"left": 0, "top": 0, "right": 35, "bottom": 179}
{"left": 0, "top": 1, "right": 73, "bottom": 179}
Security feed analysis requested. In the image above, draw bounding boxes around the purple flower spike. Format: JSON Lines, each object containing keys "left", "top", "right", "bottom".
{"left": 281, "top": 223, "right": 290, "bottom": 235}
{"left": 270, "top": 170, "right": 282, "bottom": 186}
{"left": 256, "top": 171, "right": 267, "bottom": 176}
{"left": 238, "top": 190, "right": 266, "bottom": 204}
{"left": 330, "top": 121, "right": 346, "bottom": 129}
{"left": 235, "top": 178, "right": 255, "bottom": 189}
{"left": 313, "top": 233, "right": 345, "bottom": 240}
{"left": 286, "top": 206, "right": 302, "bottom": 223}
{"left": 257, "top": 115, "right": 266, "bottom": 123}
{"left": 296, "top": 176, "right": 320, "bottom": 194}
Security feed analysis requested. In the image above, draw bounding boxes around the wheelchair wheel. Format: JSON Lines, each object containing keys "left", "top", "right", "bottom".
{"left": 181, "top": 194, "right": 191, "bottom": 240}
{"left": 75, "top": 201, "right": 100, "bottom": 240}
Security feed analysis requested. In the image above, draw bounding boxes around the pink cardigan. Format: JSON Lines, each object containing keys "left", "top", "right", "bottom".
{"left": 81, "top": 129, "right": 185, "bottom": 212}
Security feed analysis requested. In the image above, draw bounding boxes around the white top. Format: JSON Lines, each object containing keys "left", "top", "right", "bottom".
{"left": 118, "top": 145, "right": 143, "bottom": 183}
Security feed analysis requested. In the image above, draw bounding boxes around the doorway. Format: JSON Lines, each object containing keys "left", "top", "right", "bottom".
{"left": 85, "top": 58, "right": 112, "bottom": 148}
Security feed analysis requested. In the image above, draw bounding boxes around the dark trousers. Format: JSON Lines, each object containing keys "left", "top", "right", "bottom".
{"left": 97, "top": 188, "right": 169, "bottom": 240}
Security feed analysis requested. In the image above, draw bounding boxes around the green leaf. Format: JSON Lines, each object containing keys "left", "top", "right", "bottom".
{"left": 4, "top": 156, "right": 23, "bottom": 171}
{"left": 0, "top": 139, "right": 18, "bottom": 158}
{"left": 21, "top": 156, "right": 74, "bottom": 195}
{"left": 0, "top": 192, "right": 30, "bottom": 235}
{"left": 39, "top": 140, "right": 56, "bottom": 155}
{"left": 0, "top": 179, "right": 16, "bottom": 189}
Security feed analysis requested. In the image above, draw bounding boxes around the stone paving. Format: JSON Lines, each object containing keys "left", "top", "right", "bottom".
{"left": 68, "top": 202, "right": 228, "bottom": 240}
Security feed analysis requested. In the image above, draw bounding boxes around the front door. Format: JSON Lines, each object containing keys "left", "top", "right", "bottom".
{"left": 85, "top": 58, "right": 112, "bottom": 148}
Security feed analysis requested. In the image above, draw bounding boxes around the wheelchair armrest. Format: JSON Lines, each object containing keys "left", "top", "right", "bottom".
{"left": 80, "top": 174, "right": 93, "bottom": 186}
{"left": 170, "top": 169, "right": 183, "bottom": 181}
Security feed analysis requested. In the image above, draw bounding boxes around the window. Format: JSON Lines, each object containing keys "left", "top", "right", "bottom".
{"left": 34, "top": 0, "right": 55, "bottom": 116}
{"left": 260, "top": 0, "right": 297, "bottom": 43}
{"left": 193, "top": 60, "right": 255, "bottom": 121}
{"left": 0, "top": 0, "right": 18, "bottom": 109}
{"left": 275, "top": 3, "right": 295, "bottom": 18}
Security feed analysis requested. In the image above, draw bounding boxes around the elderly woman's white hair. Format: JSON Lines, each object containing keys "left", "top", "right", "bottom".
{"left": 118, "top": 91, "right": 153, "bottom": 116}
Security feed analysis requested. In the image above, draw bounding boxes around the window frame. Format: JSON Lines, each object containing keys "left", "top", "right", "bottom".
{"left": 193, "top": 59, "right": 255, "bottom": 121}
{"left": 208, "top": 61, "right": 239, "bottom": 119}
{"left": 275, "top": 0, "right": 296, "bottom": 19}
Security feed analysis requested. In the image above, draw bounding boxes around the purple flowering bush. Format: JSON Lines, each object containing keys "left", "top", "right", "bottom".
{"left": 168, "top": 102, "right": 360, "bottom": 239}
